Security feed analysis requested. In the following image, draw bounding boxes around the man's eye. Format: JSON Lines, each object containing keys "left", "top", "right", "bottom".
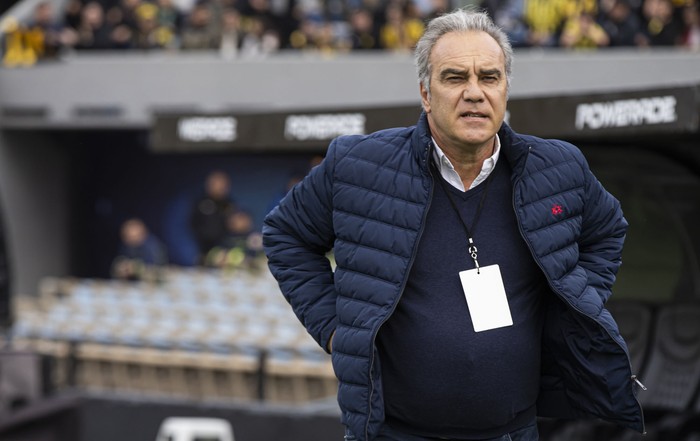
{"left": 482, "top": 76, "right": 498, "bottom": 82}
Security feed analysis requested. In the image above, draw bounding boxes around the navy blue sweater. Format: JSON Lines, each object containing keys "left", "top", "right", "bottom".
{"left": 377, "top": 158, "right": 547, "bottom": 439}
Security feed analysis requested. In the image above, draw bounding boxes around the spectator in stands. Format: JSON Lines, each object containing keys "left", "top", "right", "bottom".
{"left": 642, "top": 0, "right": 684, "bottom": 45}
{"left": 219, "top": 7, "right": 243, "bottom": 57}
{"left": 205, "top": 210, "right": 264, "bottom": 271}
{"left": 316, "top": 21, "right": 347, "bottom": 52}
{"left": 124, "top": 0, "right": 182, "bottom": 49}
{"left": 38, "top": 0, "right": 700, "bottom": 53}
{"left": 156, "top": 0, "right": 185, "bottom": 38}
{"left": 379, "top": 2, "right": 425, "bottom": 50}
{"left": 598, "top": 0, "right": 647, "bottom": 46}
{"left": 522, "top": 0, "right": 567, "bottom": 46}
{"left": 26, "top": 2, "right": 64, "bottom": 59}
{"left": 71, "top": 2, "right": 105, "bottom": 49}
{"left": 238, "top": 0, "right": 292, "bottom": 50}
{"left": 131, "top": 2, "right": 162, "bottom": 48}
{"left": 236, "top": 15, "right": 281, "bottom": 55}
{"left": 1, "top": 18, "right": 31, "bottom": 67}
{"left": 289, "top": 17, "right": 322, "bottom": 50}
{"left": 64, "top": 0, "right": 83, "bottom": 30}
{"left": 483, "top": 0, "right": 530, "bottom": 47}
{"left": 289, "top": 14, "right": 348, "bottom": 53}
{"left": 559, "top": 11, "right": 610, "bottom": 48}
{"left": 1, "top": 2, "right": 67, "bottom": 66}
{"left": 69, "top": 2, "right": 121, "bottom": 50}
{"left": 349, "top": 8, "right": 380, "bottom": 50}
{"left": 264, "top": 9, "right": 644, "bottom": 441}
{"left": 240, "top": 0, "right": 279, "bottom": 32}
{"left": 680, "top": 1, "right": 700, "bottom": 48}
{"left": 180, "top": 2, "right": 220, "bottom": 49}
{"left": 190, "top": 170, "right": 237, "bottom": 263}
{"left": 112, "top": 218, "right": 168, "bottom": 282}
{"left": 119, "top": 0, "right": 144, "bottom": 31}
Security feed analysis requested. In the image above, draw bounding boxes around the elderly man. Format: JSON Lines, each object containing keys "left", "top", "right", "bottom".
{"left": 263, "top": 8, "right": 644, "bottom": 441}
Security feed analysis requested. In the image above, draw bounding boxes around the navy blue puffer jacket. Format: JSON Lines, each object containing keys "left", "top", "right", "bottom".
{"left": 263, "top": 113, "right": 645, "bottom": 441}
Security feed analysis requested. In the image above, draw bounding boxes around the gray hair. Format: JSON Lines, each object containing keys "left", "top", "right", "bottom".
{"left": 415, "top": 8, "right": 513, "bottom": 97}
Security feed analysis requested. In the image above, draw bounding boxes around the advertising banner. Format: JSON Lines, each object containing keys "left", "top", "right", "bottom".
{"left": 151, "top": 106, "right": 421, "bottom": 152}
{"left": 151, "top": 85, "right": 699, "bottom": 152}
{"left": 506, "top": 85, "right": 699, "bottom": 140}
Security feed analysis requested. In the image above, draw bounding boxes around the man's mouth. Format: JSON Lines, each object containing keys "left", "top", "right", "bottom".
{"left": 460, "top": 112, "right": 487, "bottom": 118}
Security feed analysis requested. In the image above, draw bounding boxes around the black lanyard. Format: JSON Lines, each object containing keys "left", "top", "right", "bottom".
{"left": 434, "top": 161, "right": 495, "bottom": 273}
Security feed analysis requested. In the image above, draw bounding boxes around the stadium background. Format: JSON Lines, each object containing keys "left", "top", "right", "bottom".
{"left": 0, "top": 0, "right": 700, "bottom": 439}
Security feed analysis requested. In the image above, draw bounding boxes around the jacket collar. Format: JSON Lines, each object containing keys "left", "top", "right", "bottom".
{"left": 497, "top": 122, "right": 531, "bottom": 178}
{"left": 411, "top": 111, "right": 434, "bottom": 172}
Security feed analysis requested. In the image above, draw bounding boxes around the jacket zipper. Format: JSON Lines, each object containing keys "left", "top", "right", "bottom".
{"left": 512, "top": 145, "right": 646, "bottom": 435}
{"left": 364, "top": 146, "right": 435, "bottom": 440}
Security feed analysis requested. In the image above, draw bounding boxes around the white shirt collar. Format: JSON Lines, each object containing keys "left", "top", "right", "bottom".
{"left": 431, "top": 135, "right": 501, "bottom": 191}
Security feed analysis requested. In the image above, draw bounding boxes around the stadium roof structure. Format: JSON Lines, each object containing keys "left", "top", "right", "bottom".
{"left": 0, "top": 49, "right": 699, "bottom": 151}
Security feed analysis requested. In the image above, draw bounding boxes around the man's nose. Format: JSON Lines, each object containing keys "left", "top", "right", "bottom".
{"left": 462, "top": 80, "right": 485, "bottom": 102}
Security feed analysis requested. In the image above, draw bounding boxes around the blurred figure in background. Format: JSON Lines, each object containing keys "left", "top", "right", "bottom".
{"left": 190, "top": 170, "right": 237, "bottom": 263}
{"left": 238, "top": 15, "right": 281, "bottom": 56}
{"left": 26, "top": 2, "right": 64, "bottom": 59}
{"left": 62, "top": 1, "right": 133, "bottom": 50}
{"left": 379, "top": 2, "right": 425, "bottom": 50}
{"left": 522, "top": 0, "right": 567, "bottom": 46}
{"left": 112, "top": 218, "right": 168, "bottom": 282}
{"left": 71, "top": 2, "right": 116, "bottom": 49}
{"left": 349, "top": 8, "right": 380, "bottom": 49}
{"left": 483, "top": 0, "right": 530, "bottom": 47}
{"left": 103, "top": 3, "right": 136, "bottom": 48}
{"left": 1, "top": 2, "right": 68, "bottom": 66}
{"left": 598, "top": 0, "right": 647, "bottom": 46}
{"left": 642, "top": 0, "right": 684, "bottom": 45}
{"left": 156, "top": 0, "right": 185, "bottom": 45}
{"left": 680, "top": 1, "right": 700, "bottom": 48}
{"left": 219, "top": 7, "right": 244, "bottom": 58}
{"left": 64, "top": 0, "right": 83, "bottom": 30}
{"left": 237, "top": 0, "right": 284, "bottom": 54}
{"left": 289, "top": 17, "right": 322, "bottom": 49}
{"left": 559, "top": 11, "right": 610, "bottom": 47}
{"left": 119, "top": 0, "right": 144, "bottom": 31}
{"left": 132, "top": 2, "right": 162, "bottom": 48}
{"left": 205, "top": 210, "right": 264, "bottom": 271}
{"left": 180, "top": 2, "right": 220, "bottom": 49}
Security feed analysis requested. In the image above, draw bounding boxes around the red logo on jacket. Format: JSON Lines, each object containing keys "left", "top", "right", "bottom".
{"left": 551, "top": 204, "right": 563, "bottom": 216}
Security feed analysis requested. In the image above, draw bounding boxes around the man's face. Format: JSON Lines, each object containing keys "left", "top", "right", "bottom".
{"left": 122, "top": 221, "right": 147, "bottom": 247}
{"left": 207, "top": 173, "right": 230, "bottom": 199}
{"left": 421, "top": 30, "right": 508, "bottom": 154}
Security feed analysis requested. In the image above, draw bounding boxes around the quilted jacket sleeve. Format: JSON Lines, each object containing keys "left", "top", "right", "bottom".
{"left": 262, "top": 139, "right": 340, "bottom": 353}
{"left": 576, "top": 148, "right": 629, "bottom": 304}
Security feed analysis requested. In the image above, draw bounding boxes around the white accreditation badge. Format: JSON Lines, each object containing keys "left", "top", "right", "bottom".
{"left": 459, "top": 264, "right": 513, "bottom": 332}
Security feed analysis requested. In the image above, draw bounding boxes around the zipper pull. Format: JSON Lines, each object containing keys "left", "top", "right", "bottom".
{"left": 631, "top": 375, "right": 647, "bottom": 391}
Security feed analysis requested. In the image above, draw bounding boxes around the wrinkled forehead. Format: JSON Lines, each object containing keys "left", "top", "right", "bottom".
{"left": 430, "top": 30, "right": 505, "bottom": 74}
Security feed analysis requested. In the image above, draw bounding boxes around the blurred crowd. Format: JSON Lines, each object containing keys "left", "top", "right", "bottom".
{"left": 1, "top": 0, "right": 699, "bottom": 66}
{"left": 108, "top": 151, "right": 323, "bottom": 282}
{"left": 111, "top": 169, "right": 270, "bottom": 282}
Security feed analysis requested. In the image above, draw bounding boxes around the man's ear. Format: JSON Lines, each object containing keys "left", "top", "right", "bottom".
{"left": 420, "top": 82, "right": 431, "bottom": 113}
